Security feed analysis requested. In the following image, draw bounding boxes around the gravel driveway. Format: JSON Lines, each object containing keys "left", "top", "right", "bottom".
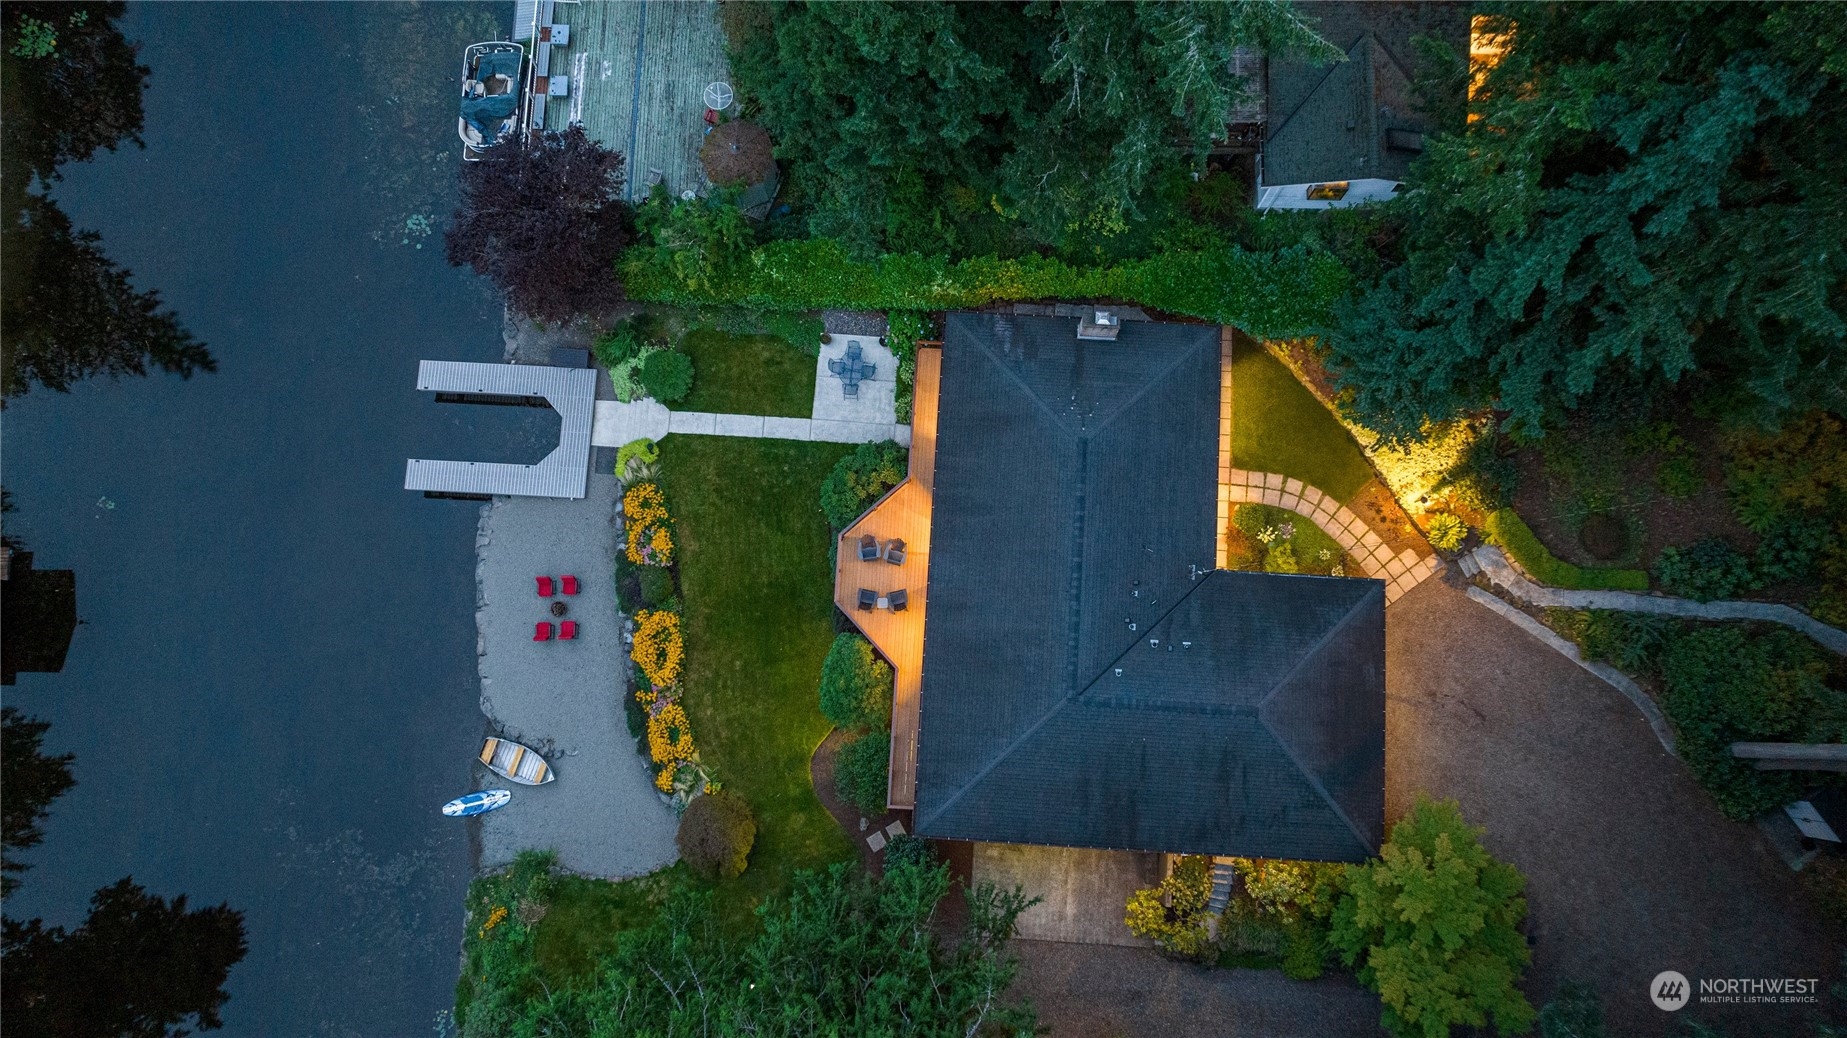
{"left": 1388, "top": 578, "right": 1843, "bottom": 1037}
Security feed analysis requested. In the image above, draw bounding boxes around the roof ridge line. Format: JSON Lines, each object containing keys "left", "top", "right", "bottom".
{"left": 1263, "top": 33, "right": 1363, "bottom": 154}
{"left": 1255, "top": 580, "right": 1385, "bottom": 852}
{"left": 961, "top": 316, "right": 1078, "bottom": 437}
{"left": 1254, "top": 578, "right": 1382, "bottom": 712}
{"left": 1082, "top": 330, "right": 1220, "bottom": 438}
{"left": 914, "top": 694, "right": 1075, "bottom": 832}
{"left": 1072, "top": 568, "right": 1222, "bottom": 701}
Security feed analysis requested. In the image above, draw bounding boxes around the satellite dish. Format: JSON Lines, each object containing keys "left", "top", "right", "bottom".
{"left": 703, "top": 81, "right": 734, "bottom": 111}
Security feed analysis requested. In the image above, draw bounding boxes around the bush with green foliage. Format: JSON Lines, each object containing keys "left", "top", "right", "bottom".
{"left": 1124, "top": 855, "right": 1215, "bottom": 961}
{"left": 760, "top": 311, "right": 826, "bottom": 355}
{"left": 456, "top": 849, "right": 558, "bottom": 1036}
{"left": 1265, "top": 541, "right": 1300, "bottom": 574}
{"left": 616, "top": 437, "right": 660, "bottom": 481}
{"left": 1483, "top": 509, "right": 1650, "bottom": 591}
{"left": 1219, "top": 857, "right": 1344, "bottom": 981}
{"left": 676, "top": 791, "right": 757, "bottom": 880}
{"left": 833, "top": 730, "right": 891, "bottom": 815}
{"left": 1653, "top": 537, "right": 1760, "bottom": 602}
{"left": 1724, "top": 411, "right": 1847, "bottom": 533}
{"left": 639, "top": 348, "right": 694, "bottom": 404}
{"left": 1330, "top": 798, "right": 1535, "bottom": 1038}
{"left": 819, "top": 440, "right": 907, "bottom": 529}
{"left": 1425, "top": 513, "right": 1468, "bottom": 552}
{"left": 1537, "top": 982, "right": 1604, "bottom": 1038}
{"left": 624, "top": 235, "right": 1349, "bottom": 340}
{"left": 638, "top": 565, "right": 676, "bottom": 609}
{"left": 1544, "top": 609, "right": 1676, "bottom": 674}
{"left": 1658, "top": 626, "right": 1846, "bottom": 820}
{"left": 1754, "top": 516, "right": 1837, "bottom": 586}
{"left": 818, "top": 634, "right": 893, "bottom": 732}
{"left": 593, "top": 322, "right": 649, "bottom": 370}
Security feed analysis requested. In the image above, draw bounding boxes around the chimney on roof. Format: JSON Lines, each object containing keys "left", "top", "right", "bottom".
{"left": 1076, "top": 309, "right": 1121, "bottom": 341}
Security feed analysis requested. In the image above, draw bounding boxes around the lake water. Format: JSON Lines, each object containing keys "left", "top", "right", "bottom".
{"left": 1, "top": 4, "right": 550, "bottom": 1034}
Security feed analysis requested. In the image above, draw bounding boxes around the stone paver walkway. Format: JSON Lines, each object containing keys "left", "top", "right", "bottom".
{"left": 1223, "top": 468, "right": 1443, "bottom": 603}
{"left": 1465, "top": 545, "right": 1847, "bottom": 655}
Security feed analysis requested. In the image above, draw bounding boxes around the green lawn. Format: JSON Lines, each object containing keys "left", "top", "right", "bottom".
{"left": 531, "top": 865, "right": 689, "bottom": 986}
{"left": 677, "top": 329, "right": 815, "bottom": 418}
{"left": 1231, "top": 340, "right": 1375, "bottom": 504}
{"left": 659, "top": 435, "right": 856, "bottom": 925}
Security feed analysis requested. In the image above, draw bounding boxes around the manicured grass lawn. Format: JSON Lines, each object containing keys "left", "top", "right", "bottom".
{"left": 659, "top": 435, "right": 856, "bottom": 925}
{"left": 678, "top": 329, "right": 815, "bottom": 418}
{"left": 1231, "top": 339, "right": 1375, "bottom": 504}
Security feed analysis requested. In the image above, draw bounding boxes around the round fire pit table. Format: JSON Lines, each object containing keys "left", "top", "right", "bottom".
{"left": 550, "top": 601, "right": 568, "bottom": 618}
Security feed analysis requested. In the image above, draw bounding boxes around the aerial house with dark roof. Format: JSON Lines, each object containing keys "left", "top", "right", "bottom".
{"left": 837, "top": 313, "right": 1386, "bottom": 867}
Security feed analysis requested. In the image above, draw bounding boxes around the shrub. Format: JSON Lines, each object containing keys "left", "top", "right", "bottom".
{"left": 1425, "top": 512, "right": 1467, "bottom": 552}
{"left": 1724, "top": 411, "right": 1847, "bottom": 532}
{"left": 593, "top": 323, "right": 649, "bottom": 369}
{"left": 1223, "top": 523, "right": 1264, "bottom": 571}
{"left": 1754, "top": 515, "right": 1837, "bottom": 585}
{"left": 1544, "top": 609, "right": 1676, "bottom": 673}
{"left": 639, "top": 348, "right": 694, "bottom": 403}
{"left": 834, "top": 729, "right": 891, "bottom": 814}
{"left": 1264, "top": 542, "right": 1300, "bottom": 574}
{"left": 638, "top": 565, "right": 676, "bottom": 608}
{"left": 622, "top": 237, "right": 1350, "bottom": 340}
{"left": 1658, "top": 625, "right": 1845, "bottom": 819}
{"left": 820, "top": 441, "right": 907, "bottom": 529}
{"left": 760, "top": 311, "right": 826, "bottom": 354}
{"left": 1653, "top": 537, "right": 1758, "bottom": 602}
{"left": 1482, "top": 509, "right": 1649, "bottom": 591}
{"left": 818, "top": 633, "right": 893, "bottom": 731}
{"left": 1329, "top": 799, "right": 1535, "bottom": 1038}
{"left": 676, "top": 790, "right": 756, "bottom": 879}
{"left": 615, "top": 437, "right": 660, "bottom": 481}
{"left": 1221, "top": 857, "right": 1344, "bottom": 981}
{"left": 1656, "top": 451, "right": 1703, "bottom": 500}
{"left": 1124, "top": 855, "right": 1215, "bottom": 961}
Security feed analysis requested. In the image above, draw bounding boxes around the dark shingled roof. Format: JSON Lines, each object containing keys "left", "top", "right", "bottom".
{"left": 1262, "top": 1, "right": 1471, "bottom": 187}
{"left": 914, "top": 314, "right": 1385, "bottom": 862}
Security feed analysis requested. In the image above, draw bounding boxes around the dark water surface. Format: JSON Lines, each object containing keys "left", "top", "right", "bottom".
{"left": 3, "top": 4, "right": 542, "bottom": 1034}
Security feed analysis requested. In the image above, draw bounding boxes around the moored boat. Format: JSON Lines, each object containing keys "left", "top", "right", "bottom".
{"left": 479, "top": 736, "right": 554, "bottom": 785}
{"left": 459, "top": 41, "right": 524, "bottom": 161}
{"left": 443, "top": 789, "right": 512, "bottom": 817}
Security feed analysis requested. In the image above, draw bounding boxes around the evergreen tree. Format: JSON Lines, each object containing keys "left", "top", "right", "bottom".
{"left": 0, "top": 706, "right": 75, "bottom": 896}
{"left": 1323, "top": 2, "right": 1847, "bottom": 437}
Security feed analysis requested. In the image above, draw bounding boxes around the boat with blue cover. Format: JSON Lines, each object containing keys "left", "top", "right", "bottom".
{"left": 459, "top": 41, "right": 525, "bottom": 161}
{"left": 443, "top": 789, "right": 512, "bottom": 817}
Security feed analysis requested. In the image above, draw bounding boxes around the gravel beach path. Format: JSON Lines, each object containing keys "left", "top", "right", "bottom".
{"left": 473, "top": 469, "right": 678, "bottom": 877}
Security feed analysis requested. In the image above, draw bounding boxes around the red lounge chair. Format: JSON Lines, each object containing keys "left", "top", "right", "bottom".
{"left": 559, "top": 621, "right": 578, "bottom": 640}
{"left": 533, "top": 622, "right": 554, "bottom": 641}
{"left": 536, "top": 576, "right": 554, "bottom": 597}
{"left": 561, "top": 575, "right": 579, "bottom": 595}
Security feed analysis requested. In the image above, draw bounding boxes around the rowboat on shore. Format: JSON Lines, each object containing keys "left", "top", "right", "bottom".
{"left": 442, "top": 789, "right": 512, "bottom": 817}
{"left": 479, "top": 737, "right": 554, "bottom": 785}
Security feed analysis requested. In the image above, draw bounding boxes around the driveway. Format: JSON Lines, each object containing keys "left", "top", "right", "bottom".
{"left": 972, "top": 843, "right": 1161, "bottom": 946}
{"left": 1388, "top": 578, "right": 1843, "bottom": 1036}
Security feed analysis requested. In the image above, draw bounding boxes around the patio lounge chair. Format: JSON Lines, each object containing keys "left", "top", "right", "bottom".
{"left": 561, "top": 575, "right": 579, "bottom": 595}
{"left": 534, "top": 622, "right": 554, "bottom": 641}
{"left": 858, "top": 534, "right": 880, "bottom": 561}
{"left": 883, "top": 539, "right": 906, "bottom": 565}
{"left": 536, "top": 576, "right": 554, "bottom": 597}
{"left": 559, "top": 621, "right": 578, "bottom": 640}
{"left": 889, "top": 589, "right": 908, "bottom": 612}
{"left": 857, "top": 588, "right": 877, "bottom": 611}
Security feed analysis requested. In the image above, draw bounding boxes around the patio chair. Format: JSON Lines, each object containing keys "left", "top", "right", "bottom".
{"left": 857, "top": 588, "right": 877, "bottom": 612}
{"left": 533, "top": 622, "right": 554, "bottom": 641}
{"left": 859, "top": 362, "right": 875, "bottom": 380}
{"left": 889, "top": 589, "right": 908, "bottom": 612}
{"left": 845, "top": 342, "right": 863, "bottom": 361}
{"left": 883, "top": 539, "right": 906, "bottom": 565}
{"left": 536, "top": 576, "right": 554, "bottom": 597}
{"left": 559, "top": 621, "right": 578, "bottom": 640}
{"left": 843, "top": 380, "right": 859, "bottom": 397}
{"left": 828, "top": 358, "right": 847, "bottom": 375}
{"left": 858, "top": 534, "right": 880, "bottom": 561}
{"left": 561, "top": 575, "right": 579, "bottom": 595}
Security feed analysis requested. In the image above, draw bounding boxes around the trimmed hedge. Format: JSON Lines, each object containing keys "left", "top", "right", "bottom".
{"left": 621, "top": 239, "right": 1349, "bottom": 340}
{"left": 1483, "top": 509, "right": 1649, "bottom": 591}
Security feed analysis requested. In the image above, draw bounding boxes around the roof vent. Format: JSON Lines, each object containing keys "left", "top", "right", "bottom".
{"left": 1182, "top": 641, "right": 1192, "bottom": 649}
{"left": 1076, "top": 309, "right": 1122, "bottom": 341}
{"left": 1149, "top": 638, "right": 1159, "bottom": 648}
{"left": 1115, "top": 668, "right": 1124, "bottom": 677}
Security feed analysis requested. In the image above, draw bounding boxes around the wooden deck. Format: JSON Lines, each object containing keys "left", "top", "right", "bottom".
{"left": 539, "top": 1, "right": 729, "bottom": 202}
{"left": 833, "top": 349, "right": 940, "bottom": 809}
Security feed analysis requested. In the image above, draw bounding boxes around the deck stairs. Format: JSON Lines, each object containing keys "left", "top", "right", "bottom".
{"left": 1207, "top": 857, "right": 1238, "bottom": 913}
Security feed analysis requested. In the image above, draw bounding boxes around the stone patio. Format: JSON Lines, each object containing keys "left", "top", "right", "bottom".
{"left": 813, "top": 334, "right": 898, "bottom": 425}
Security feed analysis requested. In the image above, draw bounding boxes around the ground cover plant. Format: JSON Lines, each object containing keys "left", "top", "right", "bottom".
{"left": 659, "top": 435, "right": 856, "bottom": 922}
{"left": 1230, "top": 340, "right": 1375, "bottom": 504}
{"left": 1226, "top": 503, "right": 1355, "bottom": 577}
{"left": 1483, "top": 509, "right": 1650, "bottom": 592}
{"left": 676, "top": 328, "right": 813, "bottom": 417}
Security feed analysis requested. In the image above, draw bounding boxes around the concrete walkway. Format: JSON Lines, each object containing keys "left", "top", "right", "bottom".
{"left": 590, "top": 399, "right": 910, "bottom": 449}
{"left": 1465, "top": 545, "right": 1847, "bottom": 655}
{"left": 473, "top": 470, "right": 678, "bottom": 878}
{"left": 1225, "top": 468, "right": 1442, "bottom": 603}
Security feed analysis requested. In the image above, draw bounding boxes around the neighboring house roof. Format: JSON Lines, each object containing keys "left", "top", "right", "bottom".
{"left": 913, "top": 314, "right": 1385, "bottom": 863}
{"left": 1262, "top": 1, "right": 1470, "bottom": 187}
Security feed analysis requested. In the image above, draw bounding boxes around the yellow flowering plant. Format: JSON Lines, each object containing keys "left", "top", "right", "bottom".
{"left": 623, "top": 481, "right": 675, "bottom": 566}
{"left": 631, "top": 610, "right": 684, "bottom": 687}
{"left": 647, "top": 704, "right": 695, "bottom": 765}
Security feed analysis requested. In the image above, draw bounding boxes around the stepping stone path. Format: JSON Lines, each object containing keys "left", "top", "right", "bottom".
{"left": 866, "top": 818, "right": 906, "bottom": 853}
{"left": 1222, "top": 468, "right": 1443, "bottom": 604}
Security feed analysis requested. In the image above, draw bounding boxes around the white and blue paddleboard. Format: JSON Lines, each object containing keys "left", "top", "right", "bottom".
{"left": 442, "top": 789, "right": 512, "bottom": 817}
